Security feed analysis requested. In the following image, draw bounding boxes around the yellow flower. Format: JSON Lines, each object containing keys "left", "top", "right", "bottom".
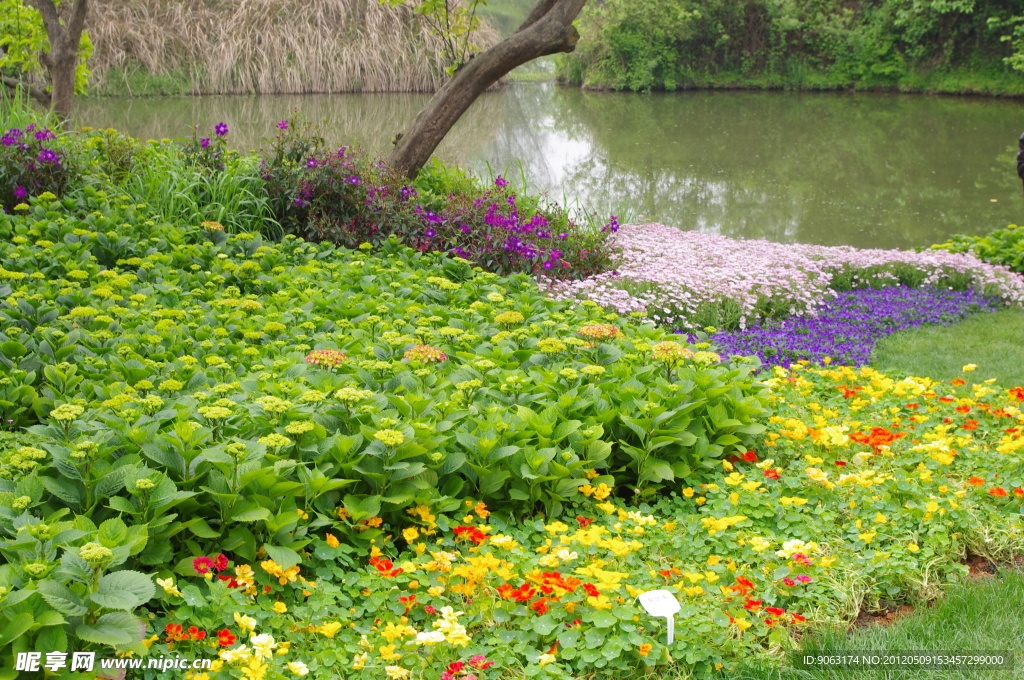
{"left": 156, "top": 577, "right": 182, "bottom": 597}
{"left": 639, "top": 643, "right": 653, "bottom": 657}
{"left": 233, "top": 612, "right": 257, "bottom": 632}
{"left": 544, "top": 521, "right": 569, "bottom": 534}
{"left": 317, "top": 622, "right": 343, "bottom": 638}
{"left": 385, "top": 666, "right": 410, "bottom": 679}
{"left": 875, "top": 513, "right": 887, "bottom": 524}
{"left": 272, "top": 602, "right": 288, "bottom": 614}
{"left": 683, "top": 586, "right": 704, "bottom": 596}
{"left": 907, "top": 543, "right": 920, "bottom": 552}
{"left": 325, "top": 533, "right": 340, "bottom": 548}
{"left": 351, "top": 653, "right": 368, "bottom": 670}
{"left": 858, "top": 532, "right": 877, "bottom": 543}
{"left": 286, "top": 661, "right": 309, "bottom": 676}
{"left": 379, "top": 644, "right": 401, "bottom": 661}
{"left": 402, "top": 527, "right": 419, "bottom": 542}
{"left": 962, "top": 364, "right": 978, "bottom": 372}
{"left": 707, "top": 555, "right": 721, "bottom": 566}
{"left": 734, "top": 618, "right": 753, "bottom": 631}
{"left": 683, "top": 487, "right": 695, "bottom": 498}
{"left": 538, "top": 653, "right": 557, "bottom": 666}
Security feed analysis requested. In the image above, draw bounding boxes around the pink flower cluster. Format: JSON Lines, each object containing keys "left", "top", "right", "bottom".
{"left": 544, "top": 224, "right": 1024, "bottom": 329}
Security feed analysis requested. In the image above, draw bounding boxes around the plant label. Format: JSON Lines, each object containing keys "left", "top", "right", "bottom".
{"left": 637, "top": 589, "right": 680, "bottom": 644}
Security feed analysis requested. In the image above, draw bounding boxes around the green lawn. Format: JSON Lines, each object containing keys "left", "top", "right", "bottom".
{"left": 723, "top": 569, "right": 1024, "bottom": 680}
{"left": 872, "top": 307, "right": 1024, "bottom": 386}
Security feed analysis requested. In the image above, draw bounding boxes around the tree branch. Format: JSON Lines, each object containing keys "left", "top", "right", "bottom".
{"left": 25, "top": 0, "right": 62, "bottom": 44}
{"left": 1, "top": 76, "right": 50, "bottom": 106}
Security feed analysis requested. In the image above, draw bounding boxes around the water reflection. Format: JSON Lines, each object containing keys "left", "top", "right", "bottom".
{"left": 75, "top": 85, "right": 1024, "bottom": 249}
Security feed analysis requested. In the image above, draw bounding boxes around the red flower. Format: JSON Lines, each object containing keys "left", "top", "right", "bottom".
{"left": 576, "top": 516, "right": 594, "bottom": 529}
{"left": 188, "top": 626, "right": 206, "bottom": 640}
{"left": 164, "top": 623, "right": 187, "bottom": 642}
{"left": 950, "top": 379, "right": 966, "bottom": 387}
{"left": 470, "top": 655, "right": 494, "bottom": 669}
{"left": 1013, "top": 488, "right": 1024, "bottom": 497}
{"left": 730, "top": 576, "right": 755, "bottom": 596}
{"left": 968, "top": 476, "right": 985, "bottom": 486}
{"left": 453, "top": 526, "right": 488, "bottom": 544}
{"left": 791, "top": 613, "right": 807, "bottom": 623}
{"left": 399, "top": 594, "right": 417, "bottom": 615}
{"left": 369, "top": 556, "right": 403, "bottom": 577}
{"left": 743, "top": 599, "right": 763, "bottom": 611}
{"left": 447, "top": 662, "right": 465, "bottom": 674}
{"left": 835, "top": 461, "right": 847, "bottom": 466}
{"left": 765, "top": 607, "right": 786, "bottom": 616}
{"left": 192, "top": 556, "right": 214, "bottom": 575}
{"left": 424, "top": 605, "right": 437, "bottom": 615}
{"left": 582, "top": 583, "right": 600, "bottom": 598}
{"left": 531, "top": 597, "right": 556, "bottom": 615}
{"left": 962, "top": 420, "right": 979, "bottom": 430}
{"left": 741, "top": 450, "right": 758, "bottom": 462}
{"left": 1010, "top": 387, "right": 1024, "bottom": 401}
{"left": 939, "top": 396, "right": 955, "bottom": 403}
{"left": 989, "top": 487, "right": 1008, "bottom": 498}
{"left": 763, "top": 469, "right": 781, "bottom": 480}
{"left": 212, "top": 553, "right": 229, "bottom": 571}
{"left": 955, "top": 405, "right": 970, "bottom": 414}
{"left": 216, "top": 629, "right": 237, "bottom": 646}
{"left": 905, "top": 403, "right": 918, "bottom": 409}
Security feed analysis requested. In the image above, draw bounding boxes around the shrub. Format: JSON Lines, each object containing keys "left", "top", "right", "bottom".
{"left": 931, "top": 224, "right": 1024, "bottom": 274}
{"left": 0, "top": 123, "right": 78, "bottom": 212}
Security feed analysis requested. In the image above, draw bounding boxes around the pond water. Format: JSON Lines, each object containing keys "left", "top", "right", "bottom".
{"left": 75, "top": 84, "right": 1024, "bottom": 250}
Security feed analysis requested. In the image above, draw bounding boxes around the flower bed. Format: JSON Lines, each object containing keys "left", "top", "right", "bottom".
{"left": 704, "top": 286, "right": 999, "bottom": 370}
{"left": 545, "top": 224, "right": 1024, "bottom": 331}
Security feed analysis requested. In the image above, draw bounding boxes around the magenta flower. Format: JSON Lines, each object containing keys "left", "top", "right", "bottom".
{"left": 494, "top": 175, "right": 509, "bottom": 188}
{"left": 192, "top": 556, "right": 215, "bottom": 574}
{"left": 795, "top": 574, "right": 813, "bottom": 583}
{"left": 277, "top": 120, "right": 289, "bottom": 130}
{"left": 782, "top": 577, "right": 796, "bottom": 587}
{"left": 13, "top": 186, "right": 27, "bottom": 199}
{"left": 214, "top": 122, "right": 229, "bottom": 136}
{"left": 200, "top": 138, "right": 211, "bottom": 148}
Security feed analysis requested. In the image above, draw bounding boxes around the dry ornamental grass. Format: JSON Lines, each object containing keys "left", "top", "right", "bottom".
{"left": 88, "top": 0, "right": 499, "bottom": 94}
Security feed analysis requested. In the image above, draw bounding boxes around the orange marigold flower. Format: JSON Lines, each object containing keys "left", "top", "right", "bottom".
{"left": 325, "top": 533, "right": 340, "bottom": 548}
{"left": 967, "top": 476, "right": 985, "bottom": 486}
{"left": 1010, "top": 387, "right": 1024, "bottom": 401}
{"left": 638, "top": 643, "right": 653, "bottom": 657}
{"left": 950, "top": 379, "right": 966, "bottom": 386}
{"left": 1014, "top": 488, "right": 1024, "bottom": 497}
{"left": 989, "top": 487, "right": 1008, "bottom": 497}
{"left": 741, "top": 450, "right": 758, "bottom": 462}
{"left": 955, "top": 405, "right": 970, "bottom": 414}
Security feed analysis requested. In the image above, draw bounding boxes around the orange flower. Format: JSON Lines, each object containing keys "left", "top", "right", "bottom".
{"left": 950, "top": 379, "right": 966, "bottom": 386}
{"left": 638, "top": 643, "right": 653, "bottom": 657}
{"left": 967, "top": 476, "right": 985, "bottom": 486}
{"left": 325, "top": 533, "right": 340, "bottom": 548}
{"left": 989, "top": 487, "right": 1008, "bottom": 498}
{"left": 1013, "top": 488, "right": 1024, "bottom": 497}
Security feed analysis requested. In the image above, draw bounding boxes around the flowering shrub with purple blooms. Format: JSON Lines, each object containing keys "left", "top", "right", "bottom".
{"left": 0, "top": 124, "right": 75, "bottom": 211}
{"left": 701, "top": 286, "right": 999, "bottom": 370}
{"left": 260, "top": 115, "right": 618, "bottom": 279}
{"left": 181, "top": 121, "right": 232, "bottom": 175}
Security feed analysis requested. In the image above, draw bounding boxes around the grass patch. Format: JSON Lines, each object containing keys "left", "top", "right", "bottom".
{"left": 872, "top": 307, "right": 1024, "bottom": 385}
{"left": 726, "top": 568, "right": 1024, "bottom": 680}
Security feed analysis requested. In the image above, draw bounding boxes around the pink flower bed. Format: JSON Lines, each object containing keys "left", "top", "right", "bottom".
{"left": 544, "top": 224, "right": 1024, "bottom": 329}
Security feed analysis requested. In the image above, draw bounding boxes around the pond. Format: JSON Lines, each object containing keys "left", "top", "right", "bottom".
{"left": 74, "top": 84, "right": 1024, "bottom": 250}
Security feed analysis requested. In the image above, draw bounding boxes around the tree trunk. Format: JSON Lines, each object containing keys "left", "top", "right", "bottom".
{"left": 27, "top": 0, "right": 89, "bottom": 124}
{"left": 388, "top": 0, "right": 589, "bottom": 179}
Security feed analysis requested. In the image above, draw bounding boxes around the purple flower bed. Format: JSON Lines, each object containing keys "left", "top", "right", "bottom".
{"left": 696, "top": 286, "right": 999, "bottom": 369}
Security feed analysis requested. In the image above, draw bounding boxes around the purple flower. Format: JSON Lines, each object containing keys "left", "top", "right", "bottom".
{"left": 348, "top": 176, "right": 360, "bottom": 185}
{"left": 306, "top": 157, "right": 319, "bottom": 168}
{"left": 277, "top": 120, "right": 289, "bottom": 130}
{"left": 542, "top": 260, "right": 554, "bottom": 270}
{"left": 424, "top": 228, "right": 437, "bottom": 239}
{"left": 214, "top": 122, "right": 229, "bottom": 136}
{"left": 459, "top": 224, "right": 472, "bottom": 234}
{"left": 34, "top": 129, "right": 55, "bottom": 141}
{"left": 13, "top": 186, "right": 27, "bottom": 198}
{"left": 795, "top": 575, "right": 813, "bottom": 583}
{"left": 494, "top": 175, "right": 509, "bottom": 188}
{"left": 200, "top": 138, "right": 211, "bottom": 148}
{"left": 37, "top": 149, "right": 60, "bottom": 164}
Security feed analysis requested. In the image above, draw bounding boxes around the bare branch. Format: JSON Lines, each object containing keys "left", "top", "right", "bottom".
{"left": 1, "top": 76, "right": 49, "bottom": 106}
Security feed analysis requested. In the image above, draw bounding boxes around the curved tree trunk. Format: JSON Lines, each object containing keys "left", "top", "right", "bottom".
{"left": 388, "top": 0, "right": 589, "bottom": 179}
{"left": 27, "top": 0, "right": 89, "bottom": 124}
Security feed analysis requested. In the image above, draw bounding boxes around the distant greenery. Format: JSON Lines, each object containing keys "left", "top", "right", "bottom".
{"left": 872, "top": 306, "right": 1024, "bottom": 386}
{"left": 561, "top": 0, "right": 1024, "bottom": 94}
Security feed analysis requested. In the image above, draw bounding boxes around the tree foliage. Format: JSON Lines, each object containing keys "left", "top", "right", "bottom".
{"left": 563, "top": 0, "right": 1024, "bottom": 91}
{"left": 0, "top": 0, "right": 92, "bottom": 105}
